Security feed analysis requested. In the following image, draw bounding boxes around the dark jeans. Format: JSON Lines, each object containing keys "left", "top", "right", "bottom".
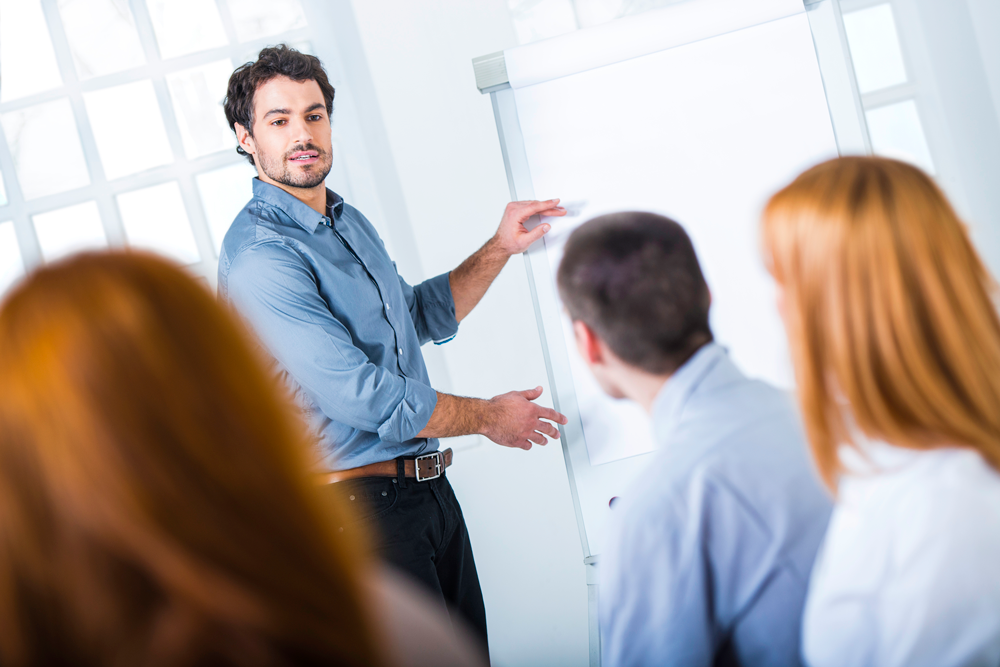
{"left": 321, "top": 472, "right": 489, "bottom": 653}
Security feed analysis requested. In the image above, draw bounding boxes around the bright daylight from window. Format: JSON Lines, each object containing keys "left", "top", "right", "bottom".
{"left": 0, "top": 0, "right": 315, "bottom": 297}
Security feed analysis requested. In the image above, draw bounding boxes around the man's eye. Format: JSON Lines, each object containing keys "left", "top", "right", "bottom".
{"left": 271, "top": 119, "right": 286, "bottom": 126}
{"left": 308, "top": 114, "right": 322, "bottom": 121}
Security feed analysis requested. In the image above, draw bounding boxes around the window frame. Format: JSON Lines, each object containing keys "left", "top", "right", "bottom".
{"left": 839, "top": 0, "right": 939, "bottom": 171}
{"left": 0, "top": 0, "right": 315, "bottom": 288}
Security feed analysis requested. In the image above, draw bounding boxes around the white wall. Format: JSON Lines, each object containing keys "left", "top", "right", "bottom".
{"left": 323, "top": 1, "right": 591, "bottom": 665}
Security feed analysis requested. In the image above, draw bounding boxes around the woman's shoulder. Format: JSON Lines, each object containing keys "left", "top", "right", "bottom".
{"left": 839, "top": 442, "right": 1000, "bottom": 557}
{"left": 842, "top": 442, "right": 1000, "bottom": 497}
{"left": 362, "top": 567, "right": 487, "bottom": 667}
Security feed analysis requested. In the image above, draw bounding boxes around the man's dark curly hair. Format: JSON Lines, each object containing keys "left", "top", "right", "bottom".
{"left": 224, "top": 45, "right": 335, "bottom": 166}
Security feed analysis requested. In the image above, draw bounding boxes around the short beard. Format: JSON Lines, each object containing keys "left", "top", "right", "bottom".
{"left": 257, "top": 142, "right": 332, "bottom": 189}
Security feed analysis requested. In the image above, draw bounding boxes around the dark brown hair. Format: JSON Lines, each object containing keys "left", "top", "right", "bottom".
{"left": 557, "top": 212, "right": 713, "bottom": 375}
{"left": 0, "top": 251, "right": 384, "bottom": 667}
{"left": 224, "top": 44, "right": 336, "bottom": 165}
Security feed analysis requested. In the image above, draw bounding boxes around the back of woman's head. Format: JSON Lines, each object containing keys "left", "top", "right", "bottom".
{"left": 762, "top": 156, "right": 1000, "bottom": 490}
{"left": 0, "top": 251, "right": 383, "bottom": 666}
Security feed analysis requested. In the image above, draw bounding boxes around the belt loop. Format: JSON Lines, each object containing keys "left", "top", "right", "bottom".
{"left": 396, "top": 457, "right": 407, "bottom": 489}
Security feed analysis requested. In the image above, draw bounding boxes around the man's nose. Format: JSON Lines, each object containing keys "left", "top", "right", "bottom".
{"left": 289, "top": 117, "right": 314, "bottom": 145}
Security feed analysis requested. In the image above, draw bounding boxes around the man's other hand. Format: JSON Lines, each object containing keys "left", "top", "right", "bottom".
{"left": 494, "top": 200, "right": 567, "bottom": 256}
{"left": 482, "top": 386, "right": 568, "bottom": 450}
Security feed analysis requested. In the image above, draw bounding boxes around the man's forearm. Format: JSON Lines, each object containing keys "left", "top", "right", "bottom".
{"left": 417, "top": 392, "right": 491, "bottom": 439}
{"left": 448, "top": 237, "right": 509, "bottom": 323}
{"left": 416, "top": 388, "right": 566, "bottom": 451}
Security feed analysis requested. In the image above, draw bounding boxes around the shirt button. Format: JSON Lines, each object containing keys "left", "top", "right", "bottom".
{"left": 398, "top": 348, "right": 403, "bottom": 355}
{"left": 386, "top": 304, "right": 391, "bottom": 310}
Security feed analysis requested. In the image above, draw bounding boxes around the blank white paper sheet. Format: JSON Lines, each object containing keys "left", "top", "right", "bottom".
{"left": 505, "top": 0, "right": 839, "bottom": 466}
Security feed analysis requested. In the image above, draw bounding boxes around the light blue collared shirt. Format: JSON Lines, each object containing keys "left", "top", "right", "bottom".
{"left": 218, "top": 179, "right": 458, "bottom": 470}
{"left": 600, "top": 343, "right": 832, "bottom": 666}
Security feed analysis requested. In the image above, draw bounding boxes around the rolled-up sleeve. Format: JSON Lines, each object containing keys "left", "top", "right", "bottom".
{"left": 396, "top": 268, "right": 459, "bottom": 345}
{"left": 227, "top": 241, "right": 438, "bottom": 442}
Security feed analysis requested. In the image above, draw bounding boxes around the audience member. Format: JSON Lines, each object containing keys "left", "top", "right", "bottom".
{"left": 557, "top": 212, "right": 831, "bottom": 666}
{"left": 762, "top": 156, "right": 1000, "bottom": 667}
{"left": 0, "top": 251, "right": 483, "bottom": 667}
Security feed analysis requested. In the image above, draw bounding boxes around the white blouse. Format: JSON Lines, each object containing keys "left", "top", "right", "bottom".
{"left": 803, "top": 442, "right": 1000, "bottom": 667}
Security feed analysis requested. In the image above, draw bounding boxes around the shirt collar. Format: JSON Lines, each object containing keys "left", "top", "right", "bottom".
{"left": 251, "top": 178, "right": 345, "bottom": 234}
{"left": 650, "top": 341, "right": 726, "bottom": 443}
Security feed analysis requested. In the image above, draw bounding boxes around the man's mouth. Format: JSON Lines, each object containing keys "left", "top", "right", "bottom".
{"left": 288, "top": 150, "right": 320, "bottom": 164}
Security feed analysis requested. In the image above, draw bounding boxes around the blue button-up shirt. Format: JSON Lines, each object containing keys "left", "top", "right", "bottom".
{"left": 218, "top": 179, "right": 458, "bottom": 470}
{"left": 600, "top": 343, "right": 832, "bottom": 666}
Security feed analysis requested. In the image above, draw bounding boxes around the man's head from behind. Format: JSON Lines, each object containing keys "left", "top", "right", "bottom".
{"left": 224, "top": 45, "right": 335, "bottom": 189}
{"left": 557, "top": 212, "right": 712, "bottom": 402}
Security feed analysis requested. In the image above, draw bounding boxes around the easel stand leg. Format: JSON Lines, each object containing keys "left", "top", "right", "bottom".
{"left": 586, "top": 557, "right": 600, "bottom": 667}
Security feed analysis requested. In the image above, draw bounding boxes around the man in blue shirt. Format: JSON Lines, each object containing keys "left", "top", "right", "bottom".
{"left": 218, "top": 46, "right": 567, "bottom": 653}
{"left": 556, "top": 212, "right": 831, "bottom": 666}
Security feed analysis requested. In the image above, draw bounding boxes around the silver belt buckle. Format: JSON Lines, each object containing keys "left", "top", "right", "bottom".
{"left": 415, "top": 452, "right": 443, "bottom": 482}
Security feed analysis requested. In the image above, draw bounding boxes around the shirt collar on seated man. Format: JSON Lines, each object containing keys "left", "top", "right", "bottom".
{"left": 252, "top": 177, "right": 345, "bottom": 233}
{"left": 650, "top": 341, "right": 726, "bottom": 442}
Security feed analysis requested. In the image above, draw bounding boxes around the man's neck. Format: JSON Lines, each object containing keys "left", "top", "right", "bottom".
{"left": 615, "top": 367, "right": 672, "bottom": 415}
{"left": 258, "top": 173, "right": 327, "bottom": 215}
{"left": 628, "top": 340, "right": 712, "bottom": 414}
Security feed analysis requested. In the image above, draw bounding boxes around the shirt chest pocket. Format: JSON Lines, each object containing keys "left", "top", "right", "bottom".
{"left": 321, "top": 264, "right": 385, "bottom": 321}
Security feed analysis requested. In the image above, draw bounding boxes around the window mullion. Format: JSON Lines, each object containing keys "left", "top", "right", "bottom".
{"left": 0, "top": 119, "right": 41, "bottom": 270}
{"left": 41, "top": 0, "right": 128, "bottom": 250}
{"left": 861, "top": 82, "right": 919, "bottom": 109}
{"left": 130, "top": 0, "right": 220, "bottom": 276}
{"left": 214, "top": 0, "right": 241, "bottom": 48}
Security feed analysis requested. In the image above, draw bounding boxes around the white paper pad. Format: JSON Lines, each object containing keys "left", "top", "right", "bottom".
{"left": 512, "top": 11, "right": 839, "bottom": 466}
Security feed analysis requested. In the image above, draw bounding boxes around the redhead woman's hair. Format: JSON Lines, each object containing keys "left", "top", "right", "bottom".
{"left": 762, "top": 156, "right": 1000, "bottom": 491}
{"left": 0, "top": 252, "right": 384, "bottom": 666}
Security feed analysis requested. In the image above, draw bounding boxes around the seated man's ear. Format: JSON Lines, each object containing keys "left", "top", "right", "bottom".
{"left": 573, "top": 320, "right": 604, "bottom": 365}
{"left": 234, "top": 122, "right": 256, "bottom": 158}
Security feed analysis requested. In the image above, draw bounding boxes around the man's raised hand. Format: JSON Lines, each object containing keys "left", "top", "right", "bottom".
{"left": 494, "top": 200, "right": 567, "bottom": 256}
{"left": 482, "top": 386, "right": 568, "bottom": 450}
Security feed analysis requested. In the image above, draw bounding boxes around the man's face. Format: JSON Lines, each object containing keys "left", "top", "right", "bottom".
{"left": 243, "top": 76, "right": 333, "bottom": 189}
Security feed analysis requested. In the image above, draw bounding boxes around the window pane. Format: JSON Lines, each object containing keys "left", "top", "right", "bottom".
{"left": 0, "top": 0, "right": 62, "bottom": 102}
{"left": 84, "top": 81, "right": 174, "bottom": 181}
{"left": 145, "top": 0, "right": 227, "bottom": 59}
{"left": 167, "top": 60, "right": 236, "bottom": 159}
{"left": 118, "top": 182, "right": 201, "bottom": 264}
{"left": 1, "top": 98, "right": 91, "bottom": 200}
{"left": 58, "top": 0, "right": 146, "bottom": 79}
{"left": 866, "top": 100, "right": 935, "bottom": 174}
{"left": 843, "top": 4, "right": 908, "bottom": 94}
{"left": 0, "top": 221, "right": 25, "bottom": 295}
{"left": 33, "top": 201, "right": 108, "bottom": 262}
{"left": 227, "top": 0, "right": 307, "bottom": 42}
{"left": 195, "top": 162, "right": 255, "bottom": 256}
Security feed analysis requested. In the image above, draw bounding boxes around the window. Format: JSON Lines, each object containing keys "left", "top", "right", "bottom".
{"left": 0, "top": 0, "right": 334, "bottom": 296}
{"left": 842, "top": 0, "right": 935, "bottom": 172}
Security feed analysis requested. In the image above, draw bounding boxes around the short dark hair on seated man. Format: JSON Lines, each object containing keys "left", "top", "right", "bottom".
{"left": 224, "top": 44, "right": 336, "bottom": 166}
{"left": 557, "top": 212, "right": 713, "bottom": 375}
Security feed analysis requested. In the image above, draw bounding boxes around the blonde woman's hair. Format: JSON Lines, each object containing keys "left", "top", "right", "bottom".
{"left": 762, "top": 156, "right": 1000, "bottom": 490}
